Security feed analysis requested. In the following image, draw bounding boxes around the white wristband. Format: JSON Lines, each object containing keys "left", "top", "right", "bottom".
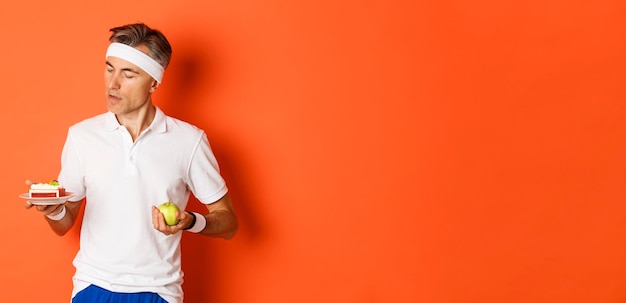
{"left": 187, "top": 212, "right": 207, "bottom": 233}
{"left": 46, "top": 206, "right": 66, "bottom": 221}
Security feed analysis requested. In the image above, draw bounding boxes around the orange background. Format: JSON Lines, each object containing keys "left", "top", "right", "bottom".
{"left": 2, "top": 0, "right": 626, "bottom": 302}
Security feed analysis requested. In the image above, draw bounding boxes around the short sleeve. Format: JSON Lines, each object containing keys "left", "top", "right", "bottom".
{"left": 187, "top": 133, "right": 228, "bottom": 204}
{"left": 58, "top": 128, "right": 86, "bottom": 201}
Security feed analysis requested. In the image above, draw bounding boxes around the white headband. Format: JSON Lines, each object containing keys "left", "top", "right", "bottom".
{"left": 105, "top": 42, "right": 165, "bottom": 83}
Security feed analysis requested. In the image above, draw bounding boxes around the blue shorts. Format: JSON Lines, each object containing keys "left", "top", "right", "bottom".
{"left": 72, "top": 284, "right": 168, "bottom": 303}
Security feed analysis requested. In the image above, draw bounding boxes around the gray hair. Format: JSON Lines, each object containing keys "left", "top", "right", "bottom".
{"left": 108, "top": 23, "right": 172, "bottom": 69}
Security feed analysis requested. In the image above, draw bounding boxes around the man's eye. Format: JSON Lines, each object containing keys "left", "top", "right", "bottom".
{"left": 123, "top": 73, "right": 134, "bottom": 79}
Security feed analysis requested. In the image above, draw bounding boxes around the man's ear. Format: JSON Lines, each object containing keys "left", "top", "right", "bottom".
{"left": 150, "top": 80, "right": 159, "bottom": 93}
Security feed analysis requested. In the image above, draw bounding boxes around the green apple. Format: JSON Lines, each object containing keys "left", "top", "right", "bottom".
{"left": 157, "top": 201, "right": 180, "bottom": 226}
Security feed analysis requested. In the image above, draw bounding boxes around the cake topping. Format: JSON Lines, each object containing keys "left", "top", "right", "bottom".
{"left": 30, "top": 180, "right": 62, "bottom": 189}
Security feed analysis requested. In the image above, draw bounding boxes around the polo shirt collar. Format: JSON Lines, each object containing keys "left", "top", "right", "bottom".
{"left": 151, "top": 107, "right": 167, "bottom": 133}
{"left": 104, "top": 107, "right": 167, "bottom": 134}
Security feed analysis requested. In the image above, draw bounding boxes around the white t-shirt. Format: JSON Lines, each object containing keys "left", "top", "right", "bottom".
{"left": 58, "top": 107, "right": 227, "bottom": 303}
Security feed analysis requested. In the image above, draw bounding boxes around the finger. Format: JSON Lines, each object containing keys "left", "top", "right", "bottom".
{"left": 178, "top": 211, "right": 192, "bottom": 229}
{"left": 24, "top": 200, "right": 33, "bottom": 209}
{"left": 154, "top": 209, "right": 168, "bottom": 231}
{"left": 151, "top": 207, "right": 162, "bottom": 229}
{"left": 151, "top": 206, "right": 157, "bottom": 224}
{"left": 176, "top": 219, "right": 189, "bottom": 231}
{"left": 36, "top": 204, "right": 52, "bottom": 215}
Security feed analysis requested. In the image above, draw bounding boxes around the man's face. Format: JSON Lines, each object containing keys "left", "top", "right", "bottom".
{"left": 104, "top": 45, "right": 157, "bottom": 116}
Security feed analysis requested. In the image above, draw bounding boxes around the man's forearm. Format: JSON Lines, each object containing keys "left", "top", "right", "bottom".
{"left": 46, "top": 201, "right": 82, "bottom": 236}
{"left": 199, "top": 210, "right": 238, "bottom": 239}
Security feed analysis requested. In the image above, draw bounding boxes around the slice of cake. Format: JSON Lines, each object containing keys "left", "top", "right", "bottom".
{"left": 29, "top": 180, "right": 66, "bottom": 198}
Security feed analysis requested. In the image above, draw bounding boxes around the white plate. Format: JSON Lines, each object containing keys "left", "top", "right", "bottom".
{"left": 19, "top": 192, "right": 75, "bottom": 205}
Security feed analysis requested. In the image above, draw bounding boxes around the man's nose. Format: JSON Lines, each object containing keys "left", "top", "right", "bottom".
{"left": 107, "top": 74, "right": 121, "bottom": 89}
